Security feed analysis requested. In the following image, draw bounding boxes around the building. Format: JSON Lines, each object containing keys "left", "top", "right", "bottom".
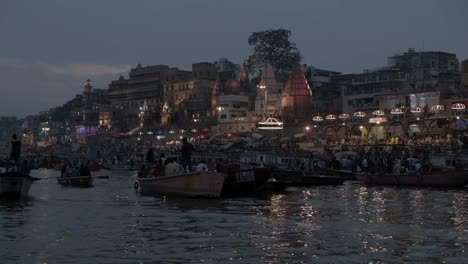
{"left": 462, "top": 59, "right": 468, "bottom": 89}
{"left": 108, "top": 64, "right": 192, "bottom": 131}
{"left": 341, "top": 49, "right": 462, "bottom": 115}
{"left": 256, "top": 65, "right": 283, "bottom": 118}
{"left": 305, "top": 66, "right": 341, "bottom": 114}
{"left": 214, "top": 94, "right": 257, "bottom": 135}
{"left": 281, "top": 61, "right": 313, "bottom": 123}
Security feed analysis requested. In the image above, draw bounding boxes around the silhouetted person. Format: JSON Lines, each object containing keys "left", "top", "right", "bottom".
{"left": 146, "top": 147, "right": 155, "bottom": 164}
{"left": 10, "top": 134, "right": 21, "bottom": 164}
{"left": 181, "top": 138, "right": 194, "bottom": 172}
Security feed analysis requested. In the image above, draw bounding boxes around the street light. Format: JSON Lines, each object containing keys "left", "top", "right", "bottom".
{"left": 257, "top": 84, "right": 267, "bottom": 120}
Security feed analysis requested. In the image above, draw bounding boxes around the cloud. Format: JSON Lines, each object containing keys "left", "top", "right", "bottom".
{"left": 37, "top": 62, "right": 131, "bottom": 77}
{"left": 0, "top": 58, "right": 26, "bottom": 69}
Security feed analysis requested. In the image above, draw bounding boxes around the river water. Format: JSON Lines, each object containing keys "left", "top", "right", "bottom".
{"left": 0, "top": 169, "right": 467, "bottom": 263}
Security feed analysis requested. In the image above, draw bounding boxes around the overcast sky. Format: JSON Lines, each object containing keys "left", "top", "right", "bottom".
{"left": 1, "top": 0, "right": 467, "bottom": 117}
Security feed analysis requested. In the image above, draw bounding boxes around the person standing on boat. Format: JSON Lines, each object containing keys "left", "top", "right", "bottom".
{"left": 10, "top": 134, "right": 21, "bottom": 164}
{"left": 181, "top": 138, "right": 194, "bottom": 172}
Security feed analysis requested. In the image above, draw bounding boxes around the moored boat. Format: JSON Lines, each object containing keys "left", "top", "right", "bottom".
{"left": 272, "top": 169, "right": 344, "bottom": 188}
{"left": 356, "top": 167, "right": 468, "bottom": 187}
{"left": 57, "top": 176, "right": 93, "bottom": 187}
{"left": 135, "top": 171, "right": 225, "bottom": 198}
{"left": 0, "top": 172, "right": 35, "bottom": 198}
{"left": 219, "top": 164, "right": 273, "bottom": 197}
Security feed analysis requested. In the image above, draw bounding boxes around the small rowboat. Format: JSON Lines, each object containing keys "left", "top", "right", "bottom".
{"left": 135, "top": 171, "right": 225, "bottom": 198}
{"left": 356, "top": 167, "right": 468, "bottom": 187}
{"left": 57, "top": 176, "right": 93, "bottom": 187}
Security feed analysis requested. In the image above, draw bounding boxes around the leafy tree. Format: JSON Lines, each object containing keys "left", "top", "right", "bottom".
{"left": 246, "top": 29, "right": 301, "bottom": 78}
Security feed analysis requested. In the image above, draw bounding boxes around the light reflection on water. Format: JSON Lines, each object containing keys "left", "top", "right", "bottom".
{"left": 0, "top": 169, "right": 467, "bottom": 263}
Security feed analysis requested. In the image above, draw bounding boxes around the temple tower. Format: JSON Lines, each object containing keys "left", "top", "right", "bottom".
{"left": 281, "top": 61, "right": 312, "bottom": 123}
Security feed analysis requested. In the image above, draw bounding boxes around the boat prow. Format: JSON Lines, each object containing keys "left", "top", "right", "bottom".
{"left": 0, "top": 172, "right": 35, "bottom": 198}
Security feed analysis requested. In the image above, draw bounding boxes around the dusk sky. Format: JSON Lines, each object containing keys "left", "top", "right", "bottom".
{"left": 1, "top": 0, "right": 467, "bottom": 117}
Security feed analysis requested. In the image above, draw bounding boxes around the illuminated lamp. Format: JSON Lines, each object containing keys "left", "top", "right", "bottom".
{"left": 312, "top": 116, "right": 323, "bottom": 122}
{"left": 451, "top": 103, "right": 466, "bottom": 111}
{"left": 390, "top": 108, "right": 404, "bottom": 115}
{"left": 338, "top": 113, "right": 350, "bottom": 119}
{"left": 372, "top": 110, "right": 385, "bottom": 116}
{"left": 410, "top": 107, "right": 423, "bottom": 113}
{"left": 354, "top": 111, "right": 366, "bottom": 118}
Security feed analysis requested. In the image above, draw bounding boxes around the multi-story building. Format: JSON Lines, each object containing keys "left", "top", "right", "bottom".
{"left": 305, "top": 66, "right": 341, "bottom": 114}
{"left": 341, "top": 49, "right": 461, "bottom": 115}
{"left": 215, "top": 94, "right": 257, "bottom": 135}
{"left": 108, "top": 64, "right": 192, "bottom": 131}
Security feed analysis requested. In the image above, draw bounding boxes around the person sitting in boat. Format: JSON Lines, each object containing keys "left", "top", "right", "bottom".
{"left": 196, "top": 160, "right": 208, "bottom": 172}
{"left": 79, "top": 163, "right": 91, "bottom": 177}
{"left": 165, "top": 158, "right": 180, "bottom": 176}
{"left": 414, "top": 160, "right": 422, "bottom": 172}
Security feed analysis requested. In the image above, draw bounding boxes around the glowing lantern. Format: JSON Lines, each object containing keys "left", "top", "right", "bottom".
{"left": 354, "top": 111, "right": 366, "bottom": 118}
{"left": 191, "top": 129, "right": 198, "bottom": 133}
{"left": 431, "top": 105, "right": 445, "bottom": 112}
{"left": 338, "top": 113, "right": 350, "bottom": 119}
{"left": 325, "top": 114, "right": 336, "bottom": 120}
{"left": 451, "top": 103, "right": 466, "bottom": 111}
{"left": 169, "top": 130, "right": 175, "bottom": 134}
{"left": 257, "top": 117, "right": 283, "bottom": 130}
{"left": 372, "top": 110, "right": 385, "bottom": 116}
{"left": 410, "top": 107, "right": 423, "bottom": 113}
{"left": 390, "top": 108, "right": 404, "bottom": 115}
{"left": 312, "top": 116, "right": 323, "bottom": 122}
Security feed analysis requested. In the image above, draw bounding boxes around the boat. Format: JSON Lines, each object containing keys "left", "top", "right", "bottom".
{"left": 220, "top": 165, "right": 273, "bottom": 197}
{"left": 135, "top": 171, "right": 225, "bottom": 198}
{"left": 57, "top": 176, "right": 93, "bottom": 187}
{"left": 0, "top": 171, "right": 36, "bottom": 198}
{"left": 272, "top": 169, "right": 344, "bottom": 188}
{"left": 107, "top": 164, "right": 136, "bottom": 171}
{"left": 356, "top": 167, "right": 468, "bottom": 187}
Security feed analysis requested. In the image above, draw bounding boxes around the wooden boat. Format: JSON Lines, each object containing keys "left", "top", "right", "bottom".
{"left": 219, "top": 164, "right": 273, "bottom": 197}
{"left": 356, "top": 167, "right": 468, "bottom": 187}
{"left": 135, "top": 171, "right": 225, "bottom": 198}
{"left": 0, "top": 172, "right": 35, "bottom": 198}
{"left": 272, "top": 169, "right": 344, "bottom": 188}
{"left": 57, "top": 176, "right": 93, "bottom": 187}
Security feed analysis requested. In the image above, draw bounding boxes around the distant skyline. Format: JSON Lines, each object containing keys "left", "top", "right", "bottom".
{"left": 1, "top": 0, "right": 467, "bottom": 117}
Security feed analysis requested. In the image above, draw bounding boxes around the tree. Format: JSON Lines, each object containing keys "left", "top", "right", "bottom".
{"left": 246, "top": 29, "right": 301, "bottom": 78}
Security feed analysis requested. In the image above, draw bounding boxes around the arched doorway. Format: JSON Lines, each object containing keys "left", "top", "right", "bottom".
{"left": 387, "top": 121, "right": 405, "bottom": 138}
{"left": 368, "top": 124, "right": 386, "bottom": 140}
{"left": 350, "top": 125, "right": 368, "bottom": 140}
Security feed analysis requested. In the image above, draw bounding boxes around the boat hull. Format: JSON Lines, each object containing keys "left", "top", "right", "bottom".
{"left": 0, "top": 172, "right": 34, "bottom": 198}
{"left": 221, "top": 166, "right": 273, "bottom": 197}
{"left": 272, "top": 169, "right": 344, "bottom": 187}
{"left": 136, "top": 171, "right": 225, "bottom": 198}
{"left": 57, "top": 176, "right": 93, "bottom": 187}
{"left": 356, "top": 170, "right": 468, "bottom": 187}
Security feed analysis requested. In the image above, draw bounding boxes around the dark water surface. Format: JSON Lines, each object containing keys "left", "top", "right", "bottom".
{"left": 1, "top": 169, "right": 467, "bottom": 263}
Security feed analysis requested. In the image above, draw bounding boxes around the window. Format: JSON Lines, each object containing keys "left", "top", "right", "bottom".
{"left": 221, "top": 114, "right": 227, "bottom": 119}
